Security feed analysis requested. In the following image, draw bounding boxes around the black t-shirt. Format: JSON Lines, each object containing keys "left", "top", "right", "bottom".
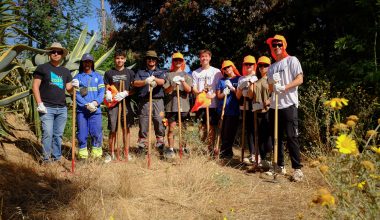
{"left": 33, "top": 62, "right": 72, "bottom": 107}
{"left": 104, "top": 68, "right": 135, "bottom": 91}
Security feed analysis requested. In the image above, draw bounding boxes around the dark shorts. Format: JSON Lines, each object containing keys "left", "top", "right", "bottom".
{"left": 107, "top": 104, "right": 134, "bottom": 132}
{"left": 166, "top": 112, "right": 188, "bottom": 123}
{"left": 195, "top": 108, "right": 219, "bottom": 126}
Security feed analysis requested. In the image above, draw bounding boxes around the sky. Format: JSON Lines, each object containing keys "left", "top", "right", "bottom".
{"left": 85, "top": 0, "right": 112, "bottom": 34}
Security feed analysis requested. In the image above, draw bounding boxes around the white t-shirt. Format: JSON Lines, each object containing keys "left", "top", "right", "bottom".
{"left": 267, "top": 56, "right": 303, "bottom": 109}
{"left": 192, "top": 66, "right": 222, "bottom": 108}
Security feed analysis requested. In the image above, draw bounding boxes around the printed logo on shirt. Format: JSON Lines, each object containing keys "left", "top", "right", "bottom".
{"left": 50, "top": 72, "right": 63, "bottom": 89}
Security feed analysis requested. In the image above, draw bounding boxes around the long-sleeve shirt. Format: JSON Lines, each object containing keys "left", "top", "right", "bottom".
{"left": 74, "top": 71, "right": 105, "bottom": 113}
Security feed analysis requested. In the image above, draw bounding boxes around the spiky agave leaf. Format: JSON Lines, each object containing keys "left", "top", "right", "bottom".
{"left": 0, "top": 84, "right": 19, "bottom": 95}
{"left": 0, "top": 63, "right": 22, "bottom": 81}
{"left": 0, "top": 45, "right": 47, "bottom": 71}
{"left": 94, "top": 43, "right": 116, "bottom": 69}
{"left": 0, "top": 89, "right": 31, "bottom": 107}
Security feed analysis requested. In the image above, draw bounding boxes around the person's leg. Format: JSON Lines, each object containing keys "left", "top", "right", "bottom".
{"left": 39, "top": 108, "right": 54, "bottom": 162}
{"left": 284, "top": 105, "right": 303, "bottom": 169}
{"left": 138, "top": 101, "right": 149, "bottom": 147}
{"left": 152, "top": 99, "right": 166, "bottom": 149}
{"left": 220, "top": 116, "right": 238, "bottom": 158}
{"left": 167, "top": 113, "right": 176, "bottom": 148}
{"left": 277, "top": 108, "right": 286, "bottom": 167}
{"left": 51, "top": 107, "right": 67, "bottom": 161}
{"left": 77, "top": 112, "right": 89, "bottom": 159}
{"left": 208, "top": 108, "right": 218, "bottom": 150}
{"left": 89, "top": 113, "right": 103, "bottom": 158}
{"left": 107, "top": 106, "right": 118, "bottom": 155}
{"left": 245, "top": 110, "right": 255, "bottom": 157}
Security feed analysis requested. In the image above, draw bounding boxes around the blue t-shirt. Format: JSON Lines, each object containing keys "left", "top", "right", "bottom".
{"left": 217, "top": 77, "right": 240, "bottom": 116}
{"left": 134, "top": 68, "right": 166, "bottom": 99}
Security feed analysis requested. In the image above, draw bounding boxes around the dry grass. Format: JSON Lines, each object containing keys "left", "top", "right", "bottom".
{"left": 0, "top": 113, "right": 327, "bottom": 220}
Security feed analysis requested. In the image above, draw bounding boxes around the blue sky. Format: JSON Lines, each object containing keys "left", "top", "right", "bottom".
{"left": 85, "top": 0, "right": 112, "bottom": 33}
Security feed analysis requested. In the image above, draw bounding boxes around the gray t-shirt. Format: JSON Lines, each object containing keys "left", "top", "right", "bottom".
{"left": 267, "top": 56, "right": 303, "bottom": 109}
{"left": 163, "top": 71, "right": 193, "bottom": 112}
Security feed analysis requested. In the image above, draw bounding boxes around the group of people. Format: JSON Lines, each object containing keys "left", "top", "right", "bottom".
{"left": 32, "top": 34, "right": 304, "bottom": 182}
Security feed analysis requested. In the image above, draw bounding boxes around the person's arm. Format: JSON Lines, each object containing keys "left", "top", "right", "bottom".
{"left": 65, "top": 73, "right": 74, "bottom": 93}
{"left": 181, "top": 79, "right": 192, "bottom": 93}
{"left": 285, "top": 74, "right": 303, "bottom": 91}
{"left": 32, "top": 78, "right": 42, "bottom": 104}
{"left": 133, "top": 71, "right": 146, "bottom": 87}
{"left": 73, "top": 75, "right": 87, "bottom": 107}
{"left": 247, "top": 83, "right": 255, "bottom": 99}
{"left": 216, "top": 89, "right": 224, "bottom": 99}
{"left": 94, "top": 75, "right": 105, "bottom": 106}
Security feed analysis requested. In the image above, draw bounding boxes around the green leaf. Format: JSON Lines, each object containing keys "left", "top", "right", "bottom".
{"left": 80, "top": 31, "right": 98, "bottom": 57}
{"left": 0, "top": 84, "right": 19, "bottom": 95}
{"left": 0, "top": 63, "right": 22, "bottom": 82}
{"left": 0, "top": 90, "right": 31, "bottom": 107}
{"left": 69, "top": 27, "right": 88, "bottom": 61}
{"left": 94, "top": 44, "right": 116, "bottom": 69}
{"left": 0, "top": 45, "right": 48, "bottom": 71}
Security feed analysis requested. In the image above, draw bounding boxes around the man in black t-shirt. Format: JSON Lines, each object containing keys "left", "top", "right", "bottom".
{"left": 32, "top": 42, "right": 78, "bottom": 163}
{"left": 104, "top": 50, "right": 135, "bottom": 161}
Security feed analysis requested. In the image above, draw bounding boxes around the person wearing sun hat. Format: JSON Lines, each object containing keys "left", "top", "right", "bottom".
{"left": 216, "top": 60, "right": 240, "bottom": 159}
{"left": 265, "top": 34, "right": 304, "bottom": 181}
{"left": 236, "top": 55, "right": 258, "bottom": 164}
{"left": 32, "top": 42, "right": 78, "bottom": 163}
{"left": 133, "top": 50, "right": 167, "bottom": 153}
{"left": 162, "top": 52, "right": 193, "bottom": 158}
{"left": 253, "top": 56, "right": 272, "bottom": 166}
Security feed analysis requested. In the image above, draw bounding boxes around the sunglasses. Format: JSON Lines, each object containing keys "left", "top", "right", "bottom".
{"left": 173, "top": 58, "right": 183, "bottom": 62}
{"left": 50, "top": 50, "right": 63, "bottom": 55}
{"left": 258, "top": 64, "right": 270, "bottom": 68}
{"left": 147, "top": 57, "right": 157, "bottom": 61}
{"left": 223, "top": 66, "right": 232, "bottom": 70}
{"left": 271, "top": 43, "right": 283, "bottom": 48}
{"left": 244, "top": 63, "right": 255, "bottom": 66}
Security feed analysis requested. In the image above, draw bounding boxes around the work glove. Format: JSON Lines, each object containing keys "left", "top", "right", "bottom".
{"left": 173, "top": 76, "right": 185, "bottom": 85}
{"left": 268, "top": 72, "right": 281, "bottom": 84}
{"left": 273, "top": 83, "right": 286, "bottom": 94}
{"left": 252, "top": 102, "right": 263, "bottom": 112}
{"left": 86, "top": 102, "right": 97, "bottom": 113}
{"left": 248, "top": 75, "right": 258, "bottom": 84}
{"left": 145, "top": 76, "right": 155, "bottom": 85}
{"left": 105, "top": 90, "right": 113, "bottom": 102}
{"left": 238, "top": 80, "right": 250, "bottom": 89}
{"left": 71, "top": 79, "right": 79, "bottom": 88}
{"left": 37, "top": 102, "right": 47, "bottom": 114}
{"left": 224, "top": 80, "right": 234, "bottom": 90}
{"left": 115, "top": 91, "right": 128, "bottom": 102}
{"left": 150, "top": 80, "right": 157, "bottom": 88}
{"left": 223, "top": 87, "right": 230, "bottom": 95}
{"left": 242, "top": 90, "right": 249, "bottom": 97}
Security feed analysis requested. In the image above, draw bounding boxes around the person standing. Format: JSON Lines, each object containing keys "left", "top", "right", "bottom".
{"left": 32, "top": 42, "right": 78, "bottom": 163}
{"left": 265, "top": 35, "right": 304, "bottom": 181}
{"left": 216, "top": 60, "right": 241, "bottom": 159}
{"left": 236, "top": 55, "right": 258, "bottom": 164}
{"left": 104, "top": 50, "right": 135, "bottom": 160}
{"left": 163, "top": 52, "right": 192, "bottom": 158}
{"left": 252, "top": 56, "right": 272, "bottom": 165}
{"left": 74, "top": 53, "right": 105, "bottom": 160}
{"left": 133, "top": 50, "right": 166, "bottom": 152}
{"left": 192, "top": 49, "right": 222, "bottom": 152}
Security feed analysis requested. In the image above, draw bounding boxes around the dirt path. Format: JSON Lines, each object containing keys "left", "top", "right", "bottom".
{"left": 0, "top": 114, "right": 327, "bottom": 219}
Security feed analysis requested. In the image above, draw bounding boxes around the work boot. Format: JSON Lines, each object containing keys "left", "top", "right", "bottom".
{"left": 91, "top": 146, "right": 103, "bottom": 158}
{"left": 78, "top": 148, "right": 89, "bottom": 160}
{"left": 164, "top": 148, "right": 175, "bottom": 159}
{"left": 292, "top": 169, "right": 304, "bottom": 182}
{"left": 155, "top": 137, "right": 165, "bottom": 154}
{"left": 265, "top": 166, "right": 286, "bottom": 176}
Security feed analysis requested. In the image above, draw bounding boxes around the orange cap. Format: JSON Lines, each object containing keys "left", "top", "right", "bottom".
{"left": 266, "top": 34, "right": 289, "bottom": 61}
{"left": 172, "top": 52, "right": 184, "bottom": 59}
{"left": 221, "top": 60, "right": 240, "bottom": 76}
{"left": 242, "top": 55, "right": 257, "bottom": 76}
{"left": 257, "top": 56, "right": 271, "bottom": 65}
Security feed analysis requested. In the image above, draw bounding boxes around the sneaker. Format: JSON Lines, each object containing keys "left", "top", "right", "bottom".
{"left": 293, "top": 169, "right": 304, "bottom": 182}
{"left": 243, "top": 156, "right": 254, "bottom": 165}
{"left": 265, "top": 166, "right": 286, "bottom": 176}
{"left": 164, "top": 148, "right": 175, "bottom": 159}
{"left": 104, "top": 154, "right": 112, "bottom": 163}
{"left": 259, "top": 160, "right": 272, "bottom": 169}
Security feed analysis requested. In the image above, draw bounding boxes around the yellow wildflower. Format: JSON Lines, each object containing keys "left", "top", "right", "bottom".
{"left": 324, "top": 98, "right": 348, "bottom": 110}
{"left": 370, "top": 174, "right": 380, "bottom": 179}
{"left": 370, "top": 146, "right": 380, "bottom": 155}
{"left": 346, "top": 115, "right": 359, "bottom": 122}
{"left": 346, "top": 120, "right": 356, "bottom": 128}
{"left": 313, "top": 188, "right": 335, "bottom": 207}
{"left": 357, "top": 181, "right": 366, "bottom": 190}
{"left": 366, "top": 130, "right": 377, "bottom": 139}
{"left": 336, "top": 134, "right": 358, "bottom": 155}
{"left": 361, "top": 160, "right": 375, "bottom": 172}
{"left": 332, "top": 123, "right": 348, "bottom": 134}
{"left": 319, "top": 165, "right": 329, "bottom": 174}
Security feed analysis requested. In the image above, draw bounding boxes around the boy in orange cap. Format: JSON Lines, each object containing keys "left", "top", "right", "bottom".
{"left": 216, "top": 60, "right": 240, "bottom": 159}
{"left": 265, "top": 34, "right": 304, "bottom": 181}
{"left": 163, "top": 52, "right": 192, "bottom": 158}
{"left": 236, "top": 55, "right": 258, "bottom": 164}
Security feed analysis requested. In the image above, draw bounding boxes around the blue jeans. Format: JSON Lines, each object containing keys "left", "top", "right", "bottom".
{"left": 40, "top": 106, "right": 67, "bottom": 161}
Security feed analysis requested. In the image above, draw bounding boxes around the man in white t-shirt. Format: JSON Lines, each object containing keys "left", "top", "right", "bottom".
{"left": 192, "top": 49, "right": 222, "bottom": 151}
{"left": 266, "top": 35, "right": 304, "bottom": 182}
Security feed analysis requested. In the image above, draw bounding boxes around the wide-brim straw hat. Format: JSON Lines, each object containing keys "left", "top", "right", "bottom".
{"left": 46, "top": 42, "right": 69, "bottom": 57}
